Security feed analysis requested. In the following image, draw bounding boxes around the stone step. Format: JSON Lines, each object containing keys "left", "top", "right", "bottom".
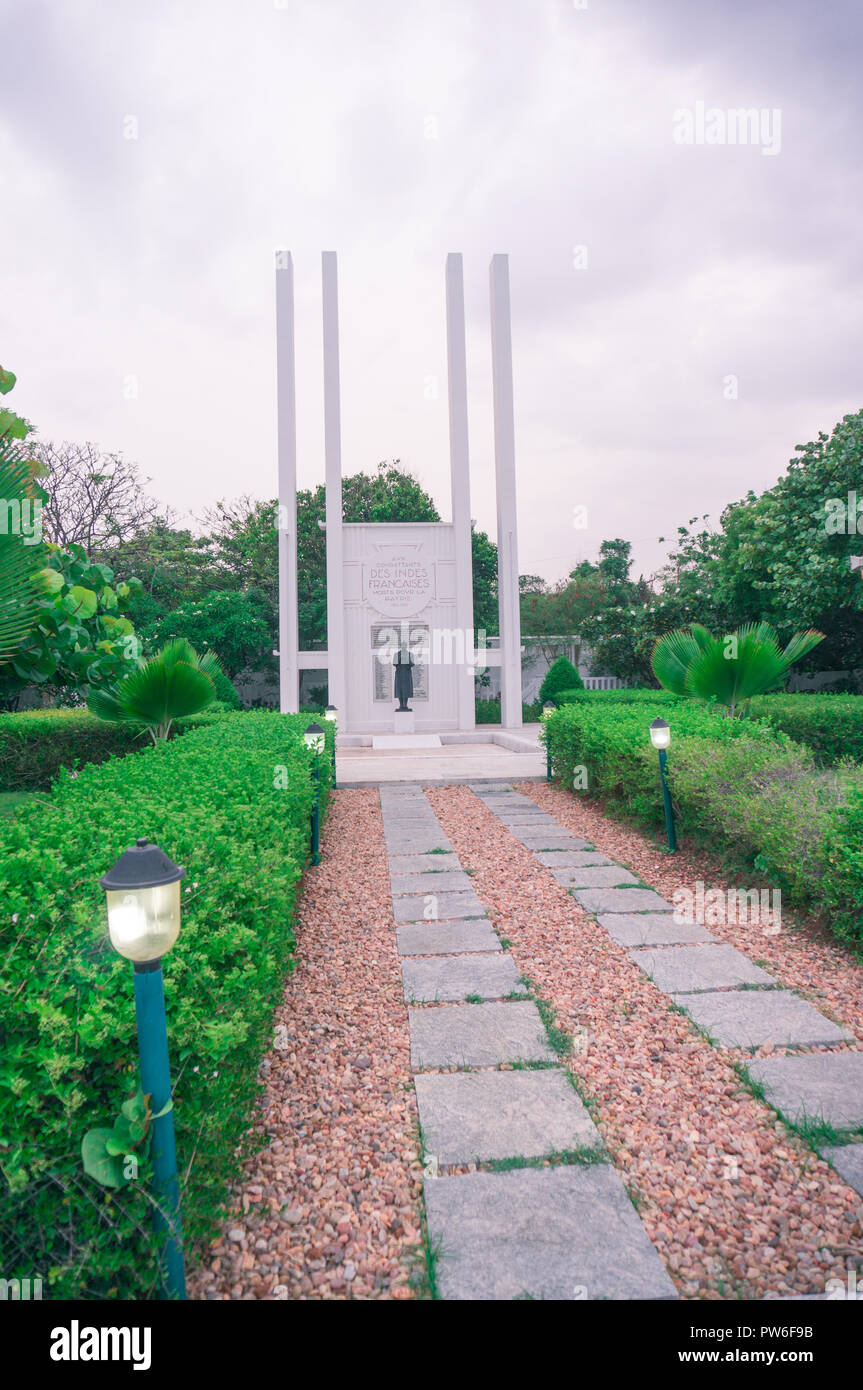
{"left": 409, "top": 999, "right": 555, "bottom": 1070}
{"left": 820, "top": 1143, "right": 863, "bottom": 1198}
{"left": 396, "top": 920, "right": 503, "bottom": 956}
{"left": 597, "top": 913, "right": 714, "bottom": 948}
{"left": 402, "top": 953, "right": 525, "bottom": 1003}
{"left": 553, "top": 866, "right": 640, "bottom": 889}
{"left": 674, "top": 989, "right": 854, "bottom": 1048}
{"left": 423, "top": 1165, "right": 678, "bottom": 1301}
{"left": 388, "top": 852, "right": 460, "bottom": 874}
{"left": 628, "top": 943, "right": 775, "bottom": 994}
{"left": 390, "top": 870, "right": 474, "bottom": 894}
{"left": 415, "top": 1068, "right": 601, "bottom": 1166}
{"left": 392, "top": 889, "right": 486, "bottom": 923}
{"left": 573, "top": 887, "right": 674, "bottom": 915}
{"left": 747, "top": 1053, "right": 863, "bottom": 1130}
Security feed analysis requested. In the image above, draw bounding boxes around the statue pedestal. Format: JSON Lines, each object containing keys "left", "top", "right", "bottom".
{"left": 394, "top": 710, "right": 415, "bottom": 735}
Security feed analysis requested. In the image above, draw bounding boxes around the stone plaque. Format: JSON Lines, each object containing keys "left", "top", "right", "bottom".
{"left": 362, "top": 546, "right": 435, "bottom": 617}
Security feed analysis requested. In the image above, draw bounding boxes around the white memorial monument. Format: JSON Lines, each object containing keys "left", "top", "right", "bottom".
{"left": 275, "top": 252, "right": 522, "bottom": 735}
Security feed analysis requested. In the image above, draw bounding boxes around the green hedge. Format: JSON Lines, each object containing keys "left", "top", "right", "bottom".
{"left": 0, "top": 710, "right": 333, "bottom": 1297}
{"left": 554, "top": 687, "right": 680, "bottom": 707}
{"left": 476, "top": 697, "right": 543, "bottom": 724}
{"left": 543, "top": 700, "right": 863, "bottom": 944}
{"left": 0, "top": 708, "right": 226, "bottom": 792}
{"left": 748, "top": 693, "right": 863, "bottom": 765}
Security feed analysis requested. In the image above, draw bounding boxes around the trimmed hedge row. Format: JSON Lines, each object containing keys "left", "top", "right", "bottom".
{"left": 543, "top": 699, "right": 863, "bottom": 944}
{"left": 748, "top": 693, "right": 863, "bottom": 765}
{"left": 0, "top": 710, "right": 333, "bottom": 1297}
{"left": 0, "top": 708, "right": 226, "bottom": 792}
{"left": 555, "top": 687, "right": 680, "bottom": 707}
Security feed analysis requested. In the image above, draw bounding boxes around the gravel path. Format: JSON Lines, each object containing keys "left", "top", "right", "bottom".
{"left": 190, "top": 789, "right": 424, "bottom": 1300}
{"left": 427, "top": 785, "right": 863, "bottom": 1300}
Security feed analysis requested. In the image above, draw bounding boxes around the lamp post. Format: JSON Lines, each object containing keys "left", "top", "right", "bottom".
{"left": 324, "top": 704, "right": 337, "bottom": 787}
{"left": 304, "top": 722, "right": 325, "bottom": 865}
{"left": 100, "top": 839, "right": 187, "bottom": 1301}
{"left": 542, "top": 700, "right": 555, "bottom": 781}
{"left": 649, "top": 718, "right": 677, "bottom": 852}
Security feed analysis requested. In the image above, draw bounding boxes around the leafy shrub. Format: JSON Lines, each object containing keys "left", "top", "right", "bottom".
{"left": 0, "top": 710, "right": 333, "bottom": 1297}
{"left": 543, "top": 699, "right": 863, "bottom": 944}
{"left": 0, "top": 707, "right": 225, "bottom": 791}
{"left": 748, "top": 693, "right": 863, "bottom": 765}
{"left": 538, "top": 656, "right": 583, "bottom": 706}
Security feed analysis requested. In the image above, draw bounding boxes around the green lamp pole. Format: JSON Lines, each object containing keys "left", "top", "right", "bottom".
{"left": 304, "top": 722, "right": 325, "bottom": 865}
{"left": 542, "top": 701, "right": 555, "bottom": 781}
{"left": 101, "top": 839, "right": 187, "bottom": 1301}
{"left": 324, "top": 704, "right": 338, "bottom": 788}
{"left": 649, "top": 718, "right": 677, "bottom": 852}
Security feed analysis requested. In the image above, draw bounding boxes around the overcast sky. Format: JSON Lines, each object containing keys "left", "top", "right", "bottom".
{"left": 2, "top": 0, "right": 861, "bottom": 585}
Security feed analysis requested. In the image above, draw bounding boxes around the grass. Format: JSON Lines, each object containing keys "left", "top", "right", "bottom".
{"left": 425, "top": 848, "right": 450, "bottom": 855}
{"left": 481, "top": 1144, "right": 606, "bottom": 1173}
{"left": 0, "top": 791, "right": 35, "bottom": 819}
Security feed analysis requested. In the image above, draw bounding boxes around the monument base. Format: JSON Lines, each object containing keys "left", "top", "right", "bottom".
{"left": 393, "top": 709, "right": 415, "bottom": 735}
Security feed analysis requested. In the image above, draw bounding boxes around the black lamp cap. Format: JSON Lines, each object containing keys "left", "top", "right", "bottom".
{"left": 325, "top": 704, "right": 337, "bottom": 712}
{"left": 304, "top": 721, "right": 325, "bottom": 734}
{"left": 650, "top": 718, "right": 670, "bottom": 730}
{"left": 100, "top": 839, "right": 186, "bottom": 892}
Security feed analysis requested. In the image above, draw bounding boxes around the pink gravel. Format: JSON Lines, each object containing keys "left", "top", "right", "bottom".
{"left": 189, "top": 789, "right": 424, "bottom": 1301}
{"left": 427, "top": 784, "right": 863, "bottom": 1301}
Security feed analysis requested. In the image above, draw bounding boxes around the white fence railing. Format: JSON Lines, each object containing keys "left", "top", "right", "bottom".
{"left": 582, "top": 676, "right": 625, "bottom": 691}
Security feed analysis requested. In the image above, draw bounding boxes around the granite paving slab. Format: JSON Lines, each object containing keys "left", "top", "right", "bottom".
{"left": 573, "top": 887, "right": 674, "bottom": 915}
{"left": 396, "top": 921, "right": 503, "bottom": 956}
{"left": 387, "top": 852, "right": 460, "bottom": 874}
{"left": 402, "top": 953, "right": 525, "bottom": 1003}
{"left": 534, "top": 848, "right": 595, "bottom": 865}
{"left": 415, "top": 1068, "right": 601, "bottom": 1165}
{"left": 539, "top": 851, "right": 613, "bottom": 868}
{"left": 629, "top": 943, "right": 775, "bottom": 994}
{"left": 747, "top": 1053, "right": 863, "bottom": 1130}
{"left": 393, "top": 889, "right": 486, "bottom": 923}
{"left": 597, "top": 913, "right": 715, "bottom": 948}
{"left": 553, "top": 866, "right": 640, "bottom": 889}
{"left": 820, "top": 1144, "right": 863, "bottom": 1197}
{"left": 673, "top": 989, "right": 854, "bottom": 1048}
{"left": 512, "top": 833, "right": 584, "bottom": 850}
{"left": 424, "top": 1165, "right": 678, "bottom": 1301}
{"left": 390, "top": 870, "right": 474, "bottom": 894}
{"left": 409, "top": 1000, "right": 555, "bottom": 1069}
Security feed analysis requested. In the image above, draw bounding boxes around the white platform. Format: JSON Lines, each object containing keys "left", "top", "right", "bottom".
{"left": 371, "top": 734, "right": 443, "bottom": 750}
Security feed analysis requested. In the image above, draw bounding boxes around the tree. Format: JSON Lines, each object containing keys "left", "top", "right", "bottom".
{"left": 652, "top": 622, "right": 825, "bottom": 716}
{"left": 140, "top": 589, "right": 273, "bottom": 678}
{"left": 471, "top": 526, "right": 498, "bottom": 639}
{"left": 0, "top": 543, "right": 143, "bottom": 709}
{"left": 88, "top": 639, "right": 220, "bottom": 742}
{"left": 0, "top": 366, "right": 45, "bottom": 663}
{"left": 574, "top": 540, "right": 657, "bottom": 684}
{"left": 29, "top": 442, "right": 160, "bottom": 554}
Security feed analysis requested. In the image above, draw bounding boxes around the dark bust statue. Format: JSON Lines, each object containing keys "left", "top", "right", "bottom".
{"left": 393, "top": 649, "right": 414, "bottom": 711}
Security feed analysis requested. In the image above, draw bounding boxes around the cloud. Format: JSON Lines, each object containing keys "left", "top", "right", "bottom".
{"left": 1, "top": 0, "right": 860, "bottom": 591}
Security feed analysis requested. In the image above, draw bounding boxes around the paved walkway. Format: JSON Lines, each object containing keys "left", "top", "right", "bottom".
{"left": 381, "top": 781, "right": 676, "bottom": 1300}
{"left": 383, "top": 781, "right": 863, "bottom": 1300}
{"left": 336, "top": 727, "right": 545, "bottom": 784}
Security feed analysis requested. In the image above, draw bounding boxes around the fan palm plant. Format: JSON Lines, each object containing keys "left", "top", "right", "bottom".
{"left": 0, "top": 367, "right": 46, "bottom": 664}
{"left": 652, "top": 621, "right": 824, "bottom": 717}
{"left": 88, "top": 638, "right": 221, "bottom": 742}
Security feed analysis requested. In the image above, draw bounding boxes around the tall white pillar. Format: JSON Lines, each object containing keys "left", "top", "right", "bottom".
{"left": 276, "top": 254, "right": 299, "bottom": 714}
{"left": 322, "top": 251, "right": 346, "bottom": 717}
{"left": 446, "top": 253, "right": 476, "bottom": 732}
{"left": 489, "top": 254, "right": 522, "bottom": 729}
